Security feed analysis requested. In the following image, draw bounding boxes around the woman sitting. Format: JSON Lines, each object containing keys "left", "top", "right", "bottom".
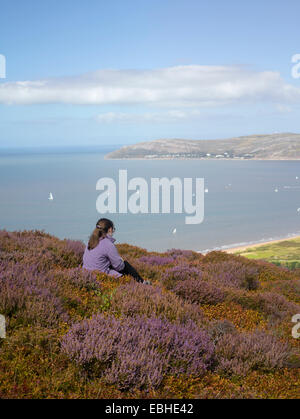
{"left": 83, "top": 218, "right": 149, "bottom": 284}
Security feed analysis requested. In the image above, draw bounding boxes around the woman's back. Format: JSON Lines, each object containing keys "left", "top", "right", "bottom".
{"left": 83, "top": 218, "right": 147, "bottom": 283}
{"left": 82, "top": 235, "right": 124, "bottom": 277}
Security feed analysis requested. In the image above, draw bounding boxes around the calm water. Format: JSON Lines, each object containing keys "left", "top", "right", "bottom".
{"left": 0, "top": 149, "right": 300, "bottom": 252}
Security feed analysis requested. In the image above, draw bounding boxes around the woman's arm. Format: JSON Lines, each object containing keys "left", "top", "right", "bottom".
{"left": 105, "top": 240, "right": 125, "bottom": 272}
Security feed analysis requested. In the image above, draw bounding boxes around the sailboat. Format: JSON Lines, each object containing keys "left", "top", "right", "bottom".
{"left": 48, "top": 192, "right": 54, "bottom": 201}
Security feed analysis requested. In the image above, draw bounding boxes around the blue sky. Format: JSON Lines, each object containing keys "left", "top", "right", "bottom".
{"left": 0, "top": 0, "right": 300, "bottom": 147}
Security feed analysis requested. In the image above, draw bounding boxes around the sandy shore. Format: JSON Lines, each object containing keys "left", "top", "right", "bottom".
{"left": 224, "top": 235, "right": 300, "bottom": 254}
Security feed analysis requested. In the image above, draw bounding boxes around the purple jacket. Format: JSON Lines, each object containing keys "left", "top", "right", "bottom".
{"left": 82, "top": 235, "right": 125, "bottom": 277}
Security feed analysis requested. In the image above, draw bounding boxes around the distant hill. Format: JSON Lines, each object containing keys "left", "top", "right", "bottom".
{"left": 106, "top": 133, "right": 300, "bottom": 160}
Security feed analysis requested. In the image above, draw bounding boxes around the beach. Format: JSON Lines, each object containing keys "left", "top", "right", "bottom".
{"left": 224, "top": 234, "right": 300, "bottom": 253}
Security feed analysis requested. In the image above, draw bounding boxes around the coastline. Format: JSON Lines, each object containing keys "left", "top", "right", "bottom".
{"left": 224, "top": 235, "right": 300, "bottom": 254}
{"left": 198, "top": 233, "right": 300, "bottom": 254}
{"left": 104, "top": 156, "right": 300, "bottom": 161}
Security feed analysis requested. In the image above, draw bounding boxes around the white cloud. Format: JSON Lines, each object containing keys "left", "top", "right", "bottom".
{"left": 1, "top": 65, "right": 300, "bottom": 107}
{"left": 95, "top": 109, "right": 202, "bottom": 123}
{"left": 275, "top": 104, "right": 293, "bottom": 113}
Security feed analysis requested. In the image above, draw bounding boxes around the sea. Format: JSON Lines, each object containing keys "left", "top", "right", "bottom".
{"left": 0, "top": 146, "right": 300, "bottom": 253}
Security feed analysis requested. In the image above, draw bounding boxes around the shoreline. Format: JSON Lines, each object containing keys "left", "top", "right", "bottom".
{"left": 198, "top": 234, "right": 300, "bottom": 254}
{"left": 105, "top": 156, "right": 300, "bottom": 161}
{"left": 224, "top": 235, "right": 300, "bottom": 254}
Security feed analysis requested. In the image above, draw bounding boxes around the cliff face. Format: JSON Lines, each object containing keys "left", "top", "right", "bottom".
{"left": 106, "top": 133, "right": 300, "bottom": 159}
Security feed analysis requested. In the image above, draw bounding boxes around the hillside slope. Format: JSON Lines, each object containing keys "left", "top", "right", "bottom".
{"left": 0, "top": 230, "right": 300, "bottom": 398}
{"left": 106, "top": 133, "right": 300, "bottom": 159}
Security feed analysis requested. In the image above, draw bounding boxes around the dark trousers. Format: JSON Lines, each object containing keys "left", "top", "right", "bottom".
{"left": 119, "top": 260, "right": 144, "bottom": 283}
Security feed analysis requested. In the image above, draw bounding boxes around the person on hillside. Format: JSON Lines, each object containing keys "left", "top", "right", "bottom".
{"left": 83, "top": 218, "right": 150, "bottom": 284}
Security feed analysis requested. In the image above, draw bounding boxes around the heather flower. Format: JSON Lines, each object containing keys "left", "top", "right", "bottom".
{"left": 202, "top": 250, "right": 234, "bottom": 263}
{"left": 0, "top": 230, "right": 83, "bottom": 270}
{"left": 256, "top": 292, "right": 300, "bottom": 322}
{"left": 61, "top": 314, "right": 215, "bottom": 390}
{"left": 173, "top": 279, "right": 225, "bottom": 305}
{"left": 203, "top": 261, "right": 260, "bottom": 290}
{"left": 263, "top": 279, "right": 300, "bottom": 304}
{"left": 161, "top": 264, "right": 202, "bottom": 289}
{"left": 215, "top": 330, "right": 291, "bottom": 376}
{"left": 0, "top": 263, "right": 69, "bottom": 326}
{"left": 51, "top": 267, "right": 101, "bottom": 291}
{"left": 228, "top": 290, "right": 300, "bottom": 322}
{"left": 110, "top": 280, "right": 205, "bottom": 324}
{"left": 63, "top": 239, "right": 85, "bottom": 260}
{"left": 166, "top": 249, "right": 197, "bottom": 260}
{"left": 138, "top": 255, "right": 175, "bottom": 266}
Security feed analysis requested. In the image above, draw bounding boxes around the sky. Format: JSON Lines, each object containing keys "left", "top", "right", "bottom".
{"left": 0, "top": 0, "right": 300, "bottom": 148}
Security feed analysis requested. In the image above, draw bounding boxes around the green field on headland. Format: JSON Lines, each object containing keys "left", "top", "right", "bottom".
{"left": 234, "top": 237, "right": 300, "bottom": 270}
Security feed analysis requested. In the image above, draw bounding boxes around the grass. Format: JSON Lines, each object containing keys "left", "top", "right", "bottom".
{"left": 235, "top": 238, "right": 300, "bottom": 270}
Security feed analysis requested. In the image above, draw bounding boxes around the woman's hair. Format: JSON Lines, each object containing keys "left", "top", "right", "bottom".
{"left": 87, "top": 218, "right": 115, "bottom": 250}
